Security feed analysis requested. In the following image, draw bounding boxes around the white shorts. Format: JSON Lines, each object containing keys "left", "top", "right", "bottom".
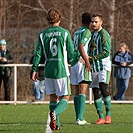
{"left": 45, "top": 77, "right": 71, "bottom": 96}
{"left": 89, "top": 70, "right": 111, "bottom": 88}
{"left": 70, "top": 61, "right": 92, "bottom": 85}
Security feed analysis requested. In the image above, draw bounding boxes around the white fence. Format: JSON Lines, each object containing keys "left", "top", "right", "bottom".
{"left": 0, "top": 64, "right": 133, "bottom": 105}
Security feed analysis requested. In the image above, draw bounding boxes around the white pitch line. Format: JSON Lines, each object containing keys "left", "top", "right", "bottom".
{"left": 45, "top": 113, "right": 52, "bottom": 133}
{"left": 0, "top": 123, "right": 21, "bottom": 126}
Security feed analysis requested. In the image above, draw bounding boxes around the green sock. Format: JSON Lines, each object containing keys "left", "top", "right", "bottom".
{"left": 49, "top": 101, "right": 60, "bottom": 126}
{"left": 54, "top": 99, "right": 68, "bottom": 115}
{"left": 94, "top": 98, "right": 104, "bottom": 119}
{"left": 103, "top": 95, "right": 111, "bottom": 116}
{"left": 78, "top": 94, "right": 86, "bottom": 120}
{"left": 74, "top": 95, "right": 78, "bottom": 120}
{"left": 49, "top": 101, "right": 57, "bottom": 111}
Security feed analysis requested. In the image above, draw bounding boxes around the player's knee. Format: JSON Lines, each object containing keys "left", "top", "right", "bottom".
{"left": 92, "top": 88, "right": 101, "bottom": 100}
{"left": 99, "top": 82, "right": 110, "bottom": 97}
{"left": 50, "top": 94, "right": 58, "bottom": 102}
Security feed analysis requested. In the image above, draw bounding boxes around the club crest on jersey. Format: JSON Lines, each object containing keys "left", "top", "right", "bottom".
{"left": 90, "top": 42, "right": 97, "bottom": 51}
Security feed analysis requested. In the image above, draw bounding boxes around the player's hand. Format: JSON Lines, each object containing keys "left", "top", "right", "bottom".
{"left": 32, "top": 72, "right": 38, "bottom": 81}
{"left": 85, "top": 61, "right": 91, "bottom": 72}
{"left": 79, "top": 58, "right": 85, "bottom": 63}
{"left": 86, "top": 56, "right": 91, "bottom": 71}
{"left": 79, "top": 56, "right": 90, "bottom": 64}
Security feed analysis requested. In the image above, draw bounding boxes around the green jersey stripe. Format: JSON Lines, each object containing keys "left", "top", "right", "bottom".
{"left": 63, "top": 31, "right": 69, "bottom": 76}
{"left": 89, "top": 28, "right": 111, "bottom": 72}
{"left": 32, "top": 26, "right": 74, "bottom": 78}
{"left": 40, "top": 33, "right": 47, "bottom": 65}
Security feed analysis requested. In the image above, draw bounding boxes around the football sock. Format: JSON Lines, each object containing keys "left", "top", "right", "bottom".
{"left": 78, "top": 94, "right": 86, "bottom": 120}
{"left": 103, "top": 95, "right": 111, "bottom": 116}
{"left": 49, "top": 101, "right": 60, "bottom": 126}
{"left": 94, "top": 98, "right": 104, "bottom": 119}
{"left": 49, "top": 101, "right": 57, "bottom": 111}
{"left": 54, "top": 99, "right": 68, "bottom": 116}
{"left": 74, "top": 95, "right": 78, "bottom": 120}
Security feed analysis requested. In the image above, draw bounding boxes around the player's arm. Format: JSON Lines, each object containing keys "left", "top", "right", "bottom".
{"left": 32, "top": 34, "right": 43, "bottom": 80}
{"left": 92, "top": 31, "right": 111, "bottom": 61}
{"left": 79, "top": 30, "right": 91, "bottom": 71}
{"left": 66, "top": 31, "right": 74, "bottom": 64}
{"left": 78, "top": 44, "right": 91, "bottom": 71}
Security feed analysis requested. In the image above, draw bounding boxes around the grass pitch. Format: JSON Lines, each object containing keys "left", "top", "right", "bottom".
{"left": 0, "top": 104, "right": 133, "bottom": 133}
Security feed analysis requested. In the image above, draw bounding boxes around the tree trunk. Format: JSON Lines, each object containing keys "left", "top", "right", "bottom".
{"left": 108, "top": 0, "right": 115, "bottom": 39}
{"left": 69, "top": 0, "right": 74, "bottom": 32}
{"left": 0, "top": 0, "right": 4, "bottom": 38}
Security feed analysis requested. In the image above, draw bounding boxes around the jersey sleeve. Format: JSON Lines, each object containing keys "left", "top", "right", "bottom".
{"left": 79, "top": 30, "right": 91, "bottom": 46}
{"left": 92, "top": 30, "right": 111, "bottom": 61}
{"left": 32, "top": 34, "right": 43, "bottom": 72}
{"left": 66, "top": 31, "right": 74, "bottom": 63}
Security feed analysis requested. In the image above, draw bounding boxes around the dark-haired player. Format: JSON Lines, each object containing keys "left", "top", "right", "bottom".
{"left": 89, "top": 13, "right": 112, "bottom": 124}
{"left": 70, "top": 12, "right": 92, "bottom": 125}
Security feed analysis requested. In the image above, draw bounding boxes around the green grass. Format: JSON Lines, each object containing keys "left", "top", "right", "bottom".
{"left": 0, "top": 104, "right": 133, "bottom": 133}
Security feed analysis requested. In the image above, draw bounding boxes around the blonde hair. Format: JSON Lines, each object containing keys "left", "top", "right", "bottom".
{"left": 119, "top": 42, "right": 130, "bottom": 52}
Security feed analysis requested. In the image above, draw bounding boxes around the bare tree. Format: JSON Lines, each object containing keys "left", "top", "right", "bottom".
{"left": 0, "top": 0, "right": 4, "bottom": 38}
{"left": 69, "top": 0, "right": 74, "bottom": 31}
{"left": 108, "top": 0, "right": 115, "bottom": 39}
{"left": 0, "top": 0, "right": 133, "bottom": 100}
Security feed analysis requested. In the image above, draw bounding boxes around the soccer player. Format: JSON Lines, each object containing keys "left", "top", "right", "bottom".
{"left": 70, "top": 12, "right": 92, "bottom": 125}
{"left": 89, "top": 13, "right": 112, "bottom": 124}
{"left": 31, "top": 8, "right": 74, "bottom": 130}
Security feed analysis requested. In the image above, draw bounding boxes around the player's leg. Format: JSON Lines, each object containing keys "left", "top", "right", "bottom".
{"left": 49, "top": 95, "right": 58, "bottom": 130}
{"left": 91, "top": 72, "right": 105, "bottom": 124}
{"left": 92, "top": 87, "right": 105, "bottom": 124}
{"left": 100, "top": 83, "right": 111, "bottom": 124}
{"left": 73, "top": 85, "right": 79, "bottom": 121}
{"left": 50, "top": 76, "right": 71, "bottom": 130}
{"left": 55, "top": 95, "right": 69, "bottom": 119}
{"left": 45, "top": 78, "right": 58, "bottom": 130}
{"left": 49, "top": 94, "right": 59, "bottom": 130}
{"left": 73, "top": 83, "right": 88, "bottom": 125}
{"left": 99, "top": 70, "right": 111, "bottom": 124}
{"left": 76, "top": 82, "right": 88, "bottom": 124}
{"left": 76, "top": 63, "right": 91, "bottom": 125}
{"left": 53, "top": 76, "right": 70, "bottom": 115}
{"left": 70, "top": 64, "right": 79, "bottom": 122}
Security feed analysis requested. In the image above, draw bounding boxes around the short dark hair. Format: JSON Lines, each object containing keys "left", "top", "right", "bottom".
{"left": 92, "top": 13, "right": 103, "bottom": 21}
{"left": 82, "top": 12, "right": 91, "bottom": 24}
{"left": 47, "top": 8, "right": 61, "bottom": 24}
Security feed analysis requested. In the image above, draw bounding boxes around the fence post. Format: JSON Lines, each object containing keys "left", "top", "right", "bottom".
{"left": 14, "top": 65, "right": 17, "bottom": 105}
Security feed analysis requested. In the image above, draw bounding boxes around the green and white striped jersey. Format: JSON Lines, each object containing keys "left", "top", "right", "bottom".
{"left": 89, "top": 28, "right": 111, "bottom": 72}
{"left": 32, "top": 26, "right": 74, "bottom": 79}
{"left": 71, "top": 26, "right": 91, "bottom": 66}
